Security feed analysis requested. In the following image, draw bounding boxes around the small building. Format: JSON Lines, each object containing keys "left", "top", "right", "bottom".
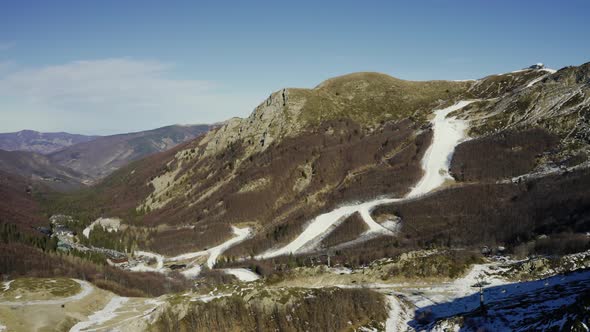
{"left": 529, "top": 63, "right": 545, "bottom": 70}
{"left": 57, "top": 240, "right": 72, "bottom": 252}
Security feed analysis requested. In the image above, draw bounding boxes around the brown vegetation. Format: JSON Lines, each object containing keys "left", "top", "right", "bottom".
{"left": 154, "top": 287, "right": 387, "bottom": 332}
{"left": 0, "top": 243, "right": 190, "bottom": 297}
{"left": 450, "top": 128, "right": 559, "bottom": 182}
{"left": 373, "top": 168, "right": 590, "bottom": 253}
{"left": 387, "top": 250, "right": 482, "bottom": 279}
{"left": 145, "top": 222, "right": 233, "bottom": 256}
{"left": 0, "top": 170, "right": 45, "bottom": 231}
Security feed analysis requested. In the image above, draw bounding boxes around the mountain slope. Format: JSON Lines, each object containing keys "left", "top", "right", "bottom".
{"left": 38, "top": 63, "right": 589, "bottom": 258}
{"left": 8, "top": 62, "right": 590, "bottom": 332}
{"left": 0, "top": 130, "right": 98, "bottom": 154}
{"left": 0, "top": 170, "right": 44, "bottom": 229}
{"left": 48, "top": 124, "right": 210, "bottom": 181}
{"left": 0, "top": 149, "right": 87, "bottom": 191}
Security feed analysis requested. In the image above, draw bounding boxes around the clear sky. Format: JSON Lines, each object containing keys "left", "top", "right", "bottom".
{"left": 0, "top": 0, "right": 589, "bottom": 135}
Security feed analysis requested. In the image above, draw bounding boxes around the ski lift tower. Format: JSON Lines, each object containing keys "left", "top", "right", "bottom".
{"left": 471, "top": 276, "right": 490, "bottom": 313}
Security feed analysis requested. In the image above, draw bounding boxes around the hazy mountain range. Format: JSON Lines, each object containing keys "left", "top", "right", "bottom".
{"left": 0, "top": 124, "right": 210, "bottom": 190}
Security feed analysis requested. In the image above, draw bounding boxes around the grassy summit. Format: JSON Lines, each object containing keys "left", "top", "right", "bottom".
{"left": 293, "top": 72, "right": 471, "bottom": 126}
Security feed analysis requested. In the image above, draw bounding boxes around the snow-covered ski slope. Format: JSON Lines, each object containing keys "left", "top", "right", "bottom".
{"left": 129, "top": 225, "right": 252, "bottom": 278}
{"left": 258, "top": 101, "right": 475, "bottom": 259}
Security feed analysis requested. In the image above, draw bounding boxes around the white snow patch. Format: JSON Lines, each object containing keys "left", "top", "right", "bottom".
{"left": 223, "top": 268, "right": 260, "bottom": 282}
{"left": 129, "top": 251, "right": 165, "bottom": 273}
{"left": 206, "top": 226, "right": 251, "bottom": 269}
{"left": 82, "top": 217, "right": 121, "bottom": 238}
{"left": 382, "top": 293, "right": 414, "bottom": 332}
{"left": 181, "top": 265, "right": 202, "bottom": 279}
{"left": 0, "top": 322, "right": 5, "bottom": 332}
{"left": 405, "top": 100, "right": 473, "bottom": 198}
{"left": 329, "top": 267, "right": 353, "bottom": 275}
{"left": 69, "top": 296, "right": 129, "bottom": 332}
{"left": 168, "top": 226, "right": 251, "bottom": 269}
{"left": 2, "top": 280, "right": 13, "bottom": 292}
{"left": 525, "top": 74, "right": 549, "bottom": 88}
{"left": 385, "top": 295, "right": 404, "bottom": 332}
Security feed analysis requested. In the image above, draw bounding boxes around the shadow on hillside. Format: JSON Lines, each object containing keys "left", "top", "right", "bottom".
{"left": 406, "top": 268, "right": 590, "bottom": 331}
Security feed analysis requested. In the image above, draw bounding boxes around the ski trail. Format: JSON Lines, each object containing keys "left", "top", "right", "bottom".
{"left": 258, "top": 101, "right": 474, "bottom": 259}
{"left": 405, "top": 100, "right": 473, "bottom": 198}
{"left": 385, "top": 294, "right": 411, "bottom": 332}
{"left": 69, "top": 296, "right": 129, "bottom": 332}
{"left": 124, "top": 226, "right": 250, "bottom": 278}
{"left": 2, "top": 281, "right": 13, "bottom": 292}
{"left": 206, "top": 226, "right": 251, "bottom": 268}
{"left": 169, "top": 225, "right": 251, "bottom": 270}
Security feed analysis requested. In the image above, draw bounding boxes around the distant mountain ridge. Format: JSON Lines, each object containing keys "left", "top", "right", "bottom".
{"left": 0, "top": 124, "right": 212, "bottom": 190}
{"left": 0, "top": 149, "right": 88, "bottom": 191}
{"left": 0, "top": 130, "right": 99, "bottom": 154}
{"left": 48, "top": 124, "right": 211, "bottom": 181}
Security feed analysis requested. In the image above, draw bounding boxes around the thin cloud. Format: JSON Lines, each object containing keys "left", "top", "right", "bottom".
{"left": 0, "top": 58, "right": 260, "bottom": 134}
{"left": 0, "top": 42, "right": 14, "bottom": 51}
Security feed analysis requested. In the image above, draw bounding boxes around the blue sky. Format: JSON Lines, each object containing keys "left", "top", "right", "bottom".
{"left": 0, "top": 0, "right": 589, "bottom": 134}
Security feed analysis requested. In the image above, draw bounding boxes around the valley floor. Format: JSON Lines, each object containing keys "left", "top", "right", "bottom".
{"left": 1, "top": 250, "right": 589, "bottom": 331}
